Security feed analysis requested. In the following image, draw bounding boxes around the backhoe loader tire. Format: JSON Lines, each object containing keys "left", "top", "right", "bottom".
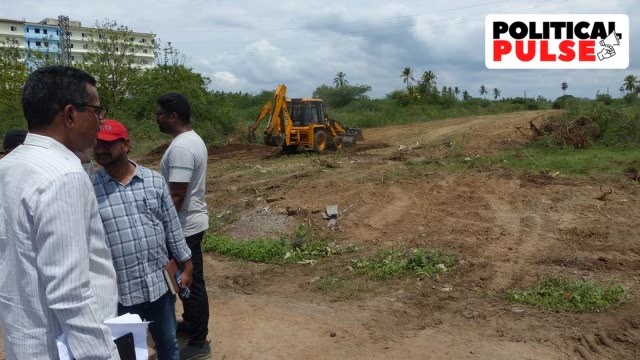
{"left": 333, "top": 137, "right": 344, "bottom": 150}
{"left": 314, "top": 130, "right": 327, "bottom": 153}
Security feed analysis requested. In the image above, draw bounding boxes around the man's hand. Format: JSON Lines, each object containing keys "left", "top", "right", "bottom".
{"left": 179, "top": 259, "right": 193, "bottom": 289}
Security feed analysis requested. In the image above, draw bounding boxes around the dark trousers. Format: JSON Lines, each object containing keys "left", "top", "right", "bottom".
{"left": 182, "top": 230, "right": 210, "bottom": 344}
{"left": 118, "top": 291, "right": 179, "bottom": 360}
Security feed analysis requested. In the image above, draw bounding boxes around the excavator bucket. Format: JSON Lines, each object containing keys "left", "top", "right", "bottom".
{"left": 339, "top": 127, "right": 364, "bottom": 146}
{"left": 348, "top": 127, "right": 365, "bottom": 141}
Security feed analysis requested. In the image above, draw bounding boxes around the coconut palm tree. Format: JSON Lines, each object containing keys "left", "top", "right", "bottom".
{"left": 493, "top": 88, "right": 501, "bottom": 101}
{"left": 333, "top": 72, "right": 348, "bottom": 88}
{"left": 454, "top": 86, "right": 460, "bottom": 99}
{"left": 623, "top": 74, "right": 637, "bottom": 94}
{"left": 479, "top": 85, "right": 488, "bottom": 99}
{"left": 561, "top": 82, "right": 568, "bottom": 95}
{"left": 400, "top": 67, "right": 415, "bottom": 89}
{"left": 462, "top": 90, "right": 470, "bottom": 101}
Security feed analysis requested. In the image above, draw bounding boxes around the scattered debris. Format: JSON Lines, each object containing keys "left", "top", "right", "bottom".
{"left": 529, "top": 114, "right": 601, "bottom": 148}
{"left": 318, "top": 158, "right": 340, "bottom": 168}
{"left": 322, "top": 205, "right": 339, "bottom": 229}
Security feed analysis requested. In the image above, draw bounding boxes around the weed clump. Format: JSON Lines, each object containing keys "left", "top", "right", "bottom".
{"left": 506, "top": 277, "right": 624, "bottom": 312}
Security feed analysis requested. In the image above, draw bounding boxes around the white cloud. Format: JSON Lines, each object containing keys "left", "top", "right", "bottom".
{"left": 3, "top": 0, "right": 638, "bottom": 99}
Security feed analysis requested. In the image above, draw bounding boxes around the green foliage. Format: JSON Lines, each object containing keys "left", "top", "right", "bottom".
{"left": 354, "top": 247, "right": 458, "bottom": 280}
{"left": 312, "top": 84, "right": 372, "bottom": 108}
{"left": 552, "top": 95, "right": 578, "bottom": 109}
{"left": 474, "top": 146, "right": 640, "bottom": 177}
{"left": 202, "top": 225, "right": 357, "bottom": 264}
{"left": 506, "top": 277, "right": 624, "bottom": 312}
{"left": 77, "top": 19, "right": 146, "bottom": 109}
{"left": 202, "top": 233, "right": 290, "bottom": 263}
{"left": 0, "top": 42, "right": 29, "bottom": 134}
{"left": 548, "top": 100, "right": 640, "bottom": 146}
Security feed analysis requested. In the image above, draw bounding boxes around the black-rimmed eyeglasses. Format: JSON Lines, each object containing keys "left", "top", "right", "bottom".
{"left": 74, "top": 103, "right": 108, "bottom": 120}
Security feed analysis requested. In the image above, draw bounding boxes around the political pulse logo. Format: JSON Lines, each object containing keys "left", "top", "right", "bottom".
{"left": 485, "top": 14, "right": 629, "bottom": 69}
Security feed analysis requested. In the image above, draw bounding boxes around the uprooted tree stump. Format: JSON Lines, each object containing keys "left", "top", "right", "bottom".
{"left": 528, "top": 115, "right": 601, "bottom": 148}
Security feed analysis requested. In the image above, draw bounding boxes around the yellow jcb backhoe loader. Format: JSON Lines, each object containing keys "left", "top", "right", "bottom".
{"left": 247, "top": 84, "right": 364, "bottom": 153}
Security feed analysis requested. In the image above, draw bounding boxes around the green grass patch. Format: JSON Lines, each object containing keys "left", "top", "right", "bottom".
{"left": 474, "top": 146, "right": 640, "bottom": 177}
{"left": 202, "top": 233, "right": 290, "bottom": 263}
{"left": 353, "top": 247, "right": 458, "bottom": 280}
{"left": 506, "top": 277, "right": 624, "bottom": 312}
{"left": 202, "top": 224, "right": 357, "bottom": 263}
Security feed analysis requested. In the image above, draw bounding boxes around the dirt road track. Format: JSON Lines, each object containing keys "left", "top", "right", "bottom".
{"left": 2, "top": 111, "right": 639, "bottom": 359}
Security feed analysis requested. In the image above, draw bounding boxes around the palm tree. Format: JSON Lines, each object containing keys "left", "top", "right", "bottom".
{"left": 493, "top": 88, "right": 501, "bottom": 101}
{"left": 333, "top": 72, "right": 348, "bottom": 88}
{"left": 454, "top": 87, "right": 460, "bottom": 99}
{"left": 623, "top": 74, "right": 637, "bottom": 94}
{"left": 561, "top": 82, "right": 568, "bottom": 95}
{"left": 479, "top": 85, "right": 488, "bottom": 99}
{"left": 400, "top": 67, "right": 415, "bottom": 89}
{"left": 420, "top": 70, "right": 436, "bottom": 87}
{"left": 462, "top": 90, "right": 470, "bottom": 101}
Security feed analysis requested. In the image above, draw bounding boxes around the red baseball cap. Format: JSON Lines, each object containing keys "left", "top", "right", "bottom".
{"left": 97, "top": 119, "right": 129, "bottom": 141}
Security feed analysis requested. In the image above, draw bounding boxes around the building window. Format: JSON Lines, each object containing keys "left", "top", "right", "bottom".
{"left": 10, "top": 26, "right": 17, "bottom": 31}
{"left": 12, "top": 39, "right": 18, "bottom": 45}
{"left": 83, "top": 44, "right": 88, "bottom": 49}
{"left": 143, "top": 49, "right": 148, "bottom": 54}
{"left": 27, "top": 40, "right": 30, "bottom": 46}
{"left": 71, "top": 56, "right": 75, "bottom": 61}
{"left": 143, "top": 60, "right": 148, "bottom": 64}
{"left": 70, "top": 43, "right": 74, "bottom": 48}
{"left": 44, "top": 42, "right": 49, "bottom": 47}
{"left": 43, "top": 29, "right": 48, "bottom": 34}
{"left": 56, "top": 30, "right": 59, "bottom": 35}
{"left": 115, "top": 47, "right": 119, "bottom": 52}
{"left": 35, "top": 41, "right": 41, "bottom": 47}
{"left": 35, "top": 28, "right": 40, "bottom": 34}
{"left": 130, "top": 37, "right": 134, "bottom": 42}
{"left": 130, "top": 48, "right": 135, "bottom": 53}
{"left": 82, "top": 32, "right": 87, "bottom": 37}
{"left": 140, "top": 38, "right": 146, "bottom": 43}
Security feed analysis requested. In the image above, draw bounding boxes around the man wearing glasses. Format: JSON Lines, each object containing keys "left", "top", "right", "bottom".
{"left": 0, "top": 65, "right": 120, "bottom": 359}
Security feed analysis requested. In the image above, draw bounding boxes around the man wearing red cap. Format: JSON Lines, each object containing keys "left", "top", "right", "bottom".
{"left": 93, "top": 119, "right": 194, "bottom": 360}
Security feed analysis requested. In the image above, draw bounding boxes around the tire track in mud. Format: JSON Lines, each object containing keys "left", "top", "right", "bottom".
{"left": 347, "top": 186, "right": 414, "bottom": 242}
{"left": 573, "top": 316, "right": 640, "bottom": 360}
{"left": 482, "top": 191, "right": 542, "bottom": 291}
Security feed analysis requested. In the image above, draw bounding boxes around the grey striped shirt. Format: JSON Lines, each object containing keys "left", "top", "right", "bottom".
{"left": 0, "top": 134, "right": 120, "bottom": 359}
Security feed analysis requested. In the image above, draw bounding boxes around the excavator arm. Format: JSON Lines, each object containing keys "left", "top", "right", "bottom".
{"left": 247, "top": 101, "right": 273, "bottom": 143}
{"left": 247, "top": 84, "right": 293, "bottom": 147}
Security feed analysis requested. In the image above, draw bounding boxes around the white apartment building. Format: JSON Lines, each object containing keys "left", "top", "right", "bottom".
{"left": 0, "top": 17, "right": 155, "bottom": 67}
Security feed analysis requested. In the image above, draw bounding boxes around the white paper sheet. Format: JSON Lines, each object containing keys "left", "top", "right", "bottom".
{"left": 56, "top": 313, "right": 150, "bottom": 360}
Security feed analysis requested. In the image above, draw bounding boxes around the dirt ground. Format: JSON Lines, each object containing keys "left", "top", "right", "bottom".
{"left": 2, "top": 110, "right": 640, "bottom": 359}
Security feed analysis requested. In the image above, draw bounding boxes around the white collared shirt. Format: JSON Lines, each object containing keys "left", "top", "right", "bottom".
{"left": 0, "top": 133, "right": 120, "bottom": 359}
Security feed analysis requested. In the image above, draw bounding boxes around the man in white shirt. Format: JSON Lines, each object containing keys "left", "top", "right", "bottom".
{"left": 156, "top": 92, "right": 211, "bottom": 360}
{"left": 0, "top": 65, "right": 120, "bottom": 359}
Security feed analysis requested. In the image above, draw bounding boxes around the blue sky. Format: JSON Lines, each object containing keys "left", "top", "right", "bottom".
{"left": 3, "top": 0, "right": 638, "bottom": 100}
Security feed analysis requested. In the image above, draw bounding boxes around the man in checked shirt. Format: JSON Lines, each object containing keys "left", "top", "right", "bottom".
{"left": 92, "top": 119, "right": 193, "bottom": 360}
